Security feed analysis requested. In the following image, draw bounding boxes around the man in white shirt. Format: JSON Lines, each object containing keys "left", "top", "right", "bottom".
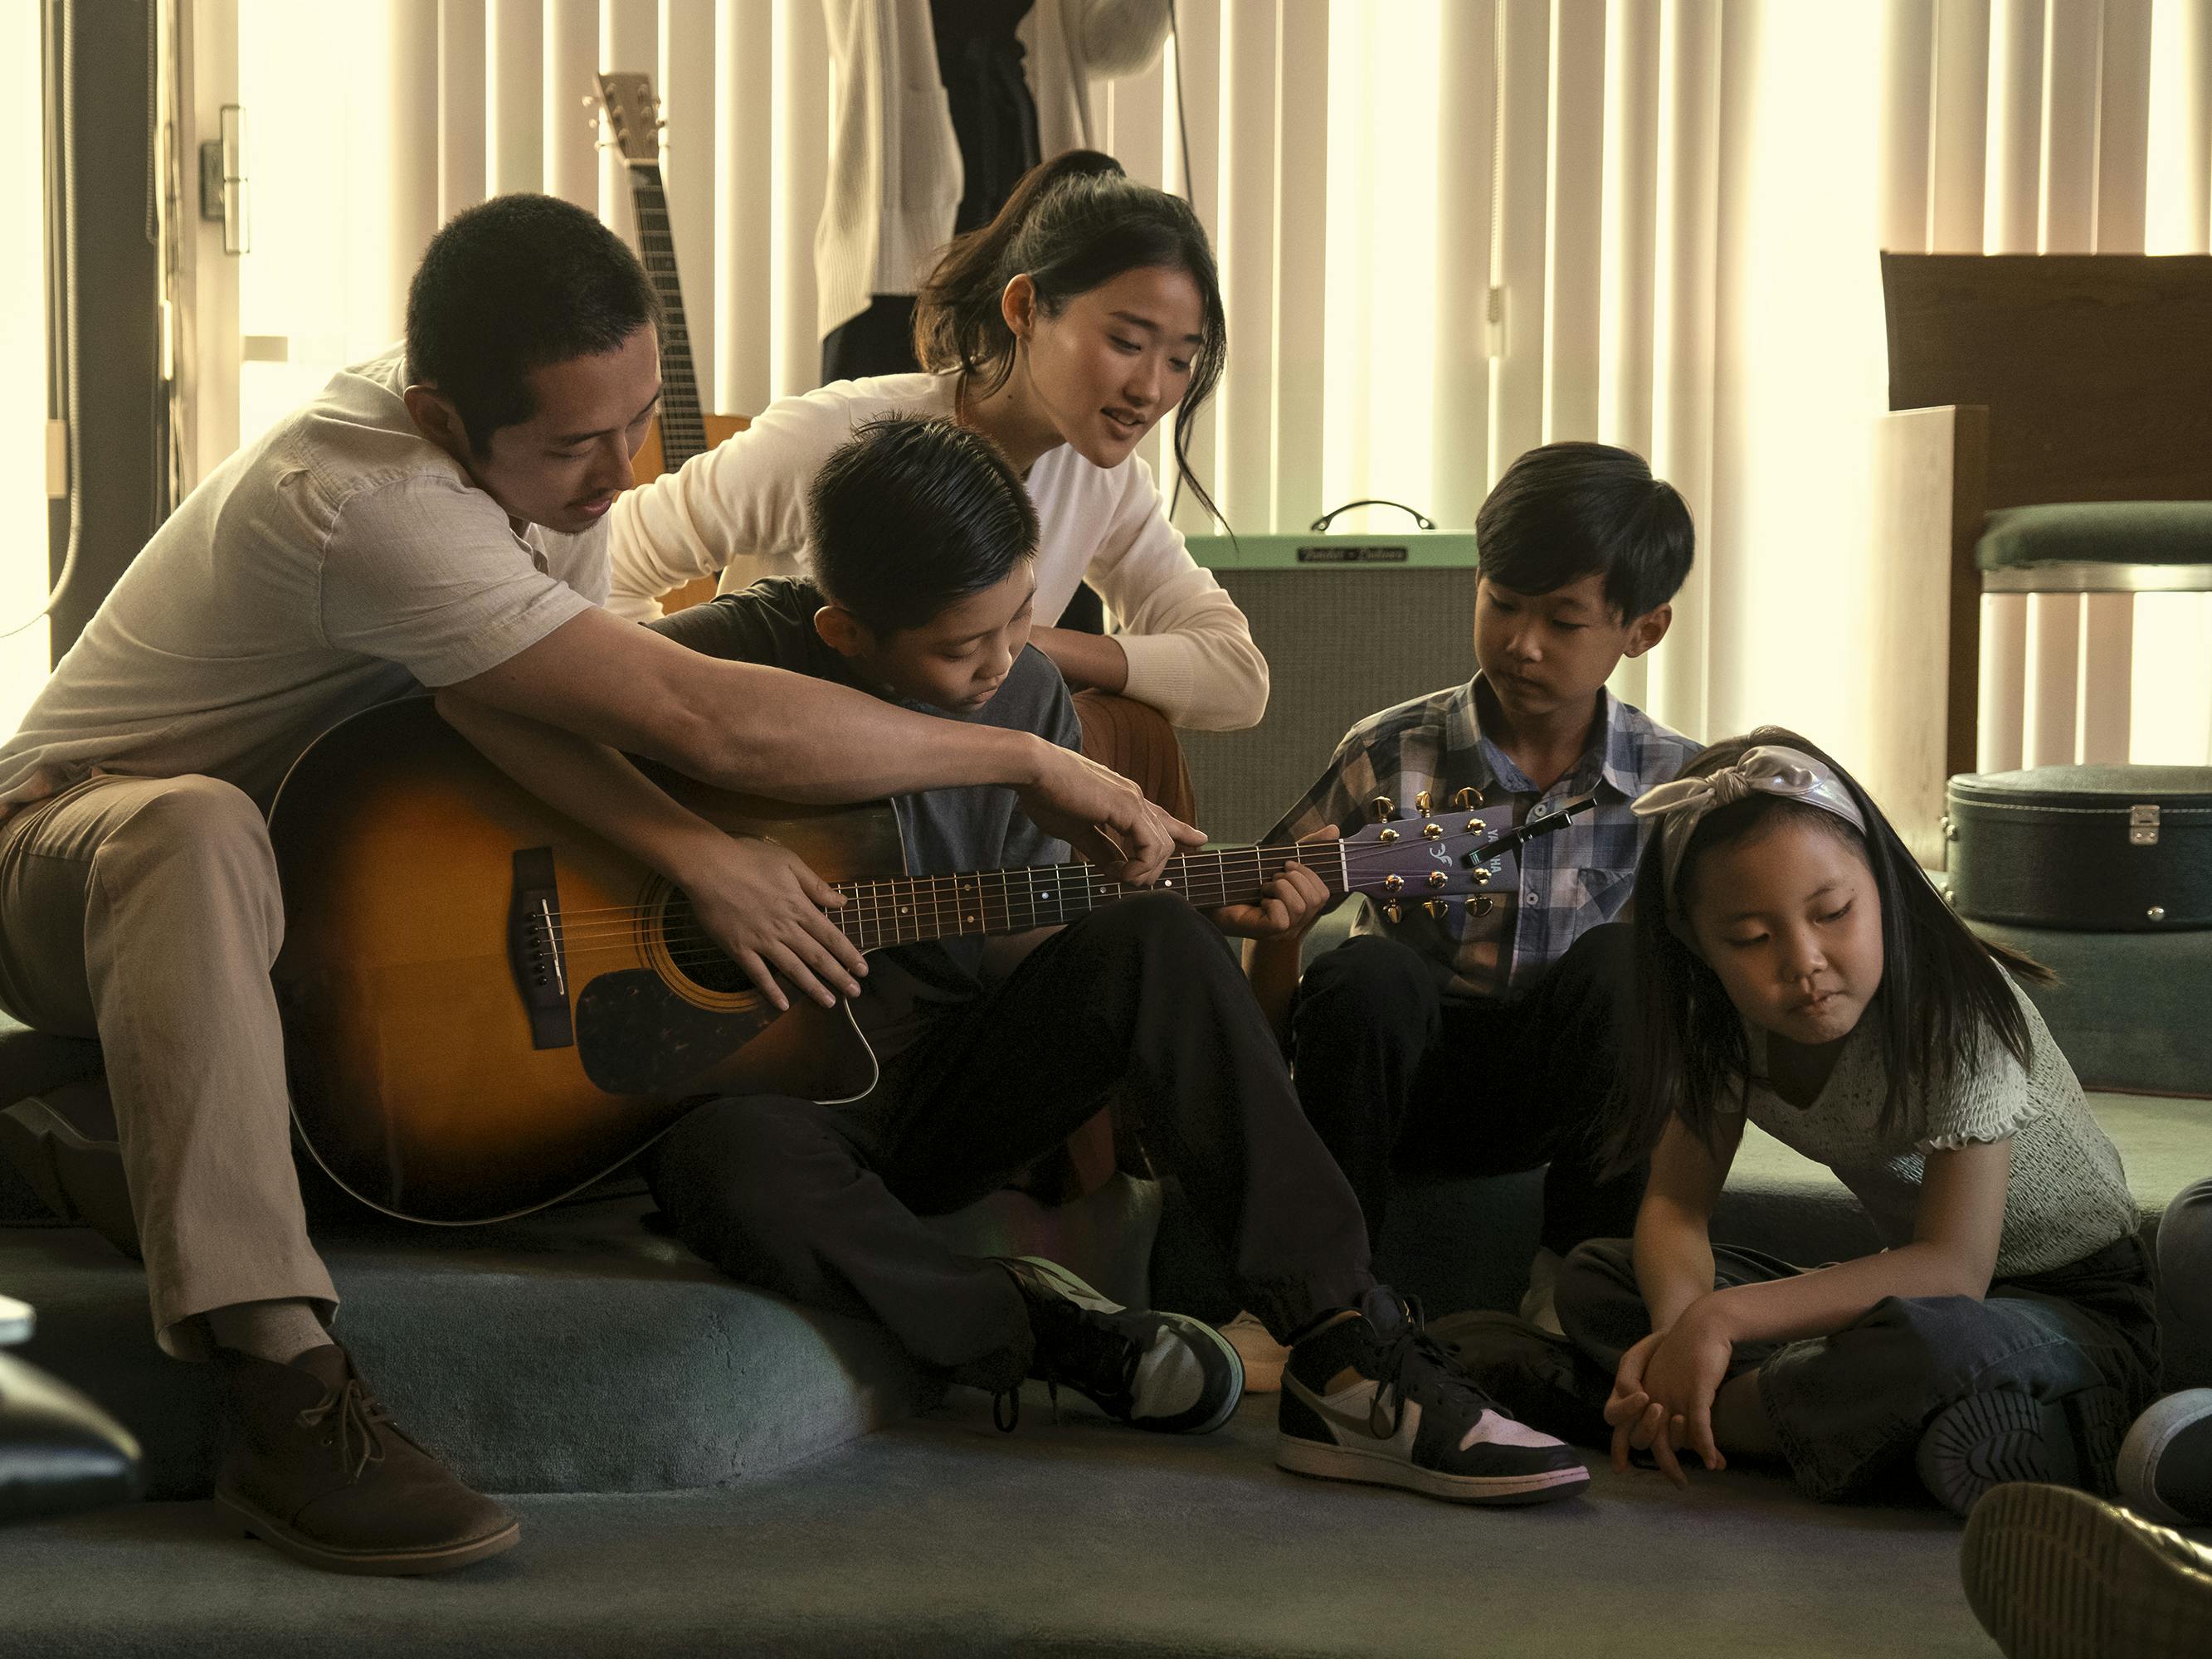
{"left": 0, "top": 193, "right": 1187, "bottom": 1577}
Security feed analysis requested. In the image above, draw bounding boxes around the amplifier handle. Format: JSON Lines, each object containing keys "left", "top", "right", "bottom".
{"left": 1310, "top": 499, "right": 1437, "bottom": 533}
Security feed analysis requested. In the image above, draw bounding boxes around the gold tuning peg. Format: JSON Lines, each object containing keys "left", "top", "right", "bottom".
{"left": 1424, "top": 899, "right": 1448, "bottom": 919}
{"left": 1370, "top": 795, "right": 1397, "bottom": 822}
{"left": 1452, "top": 786, "right": 1484, "bottom": 810}
{"left": 1426, "top": 869, "right": 1448, "bottom": 888}
{"left": 1414, "top": 790, "right": 1432, "bottom": 815}
{"left": 1383, "top": 901, "right": 1403, "bottom": 925}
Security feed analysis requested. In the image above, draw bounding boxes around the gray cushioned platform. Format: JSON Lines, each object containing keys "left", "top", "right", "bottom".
{"left": 1975, "top": 916, "right": 2212, "bottom": 1097}
{"left": 2, "top": 1174, "right": 1162, "bottom": 1502}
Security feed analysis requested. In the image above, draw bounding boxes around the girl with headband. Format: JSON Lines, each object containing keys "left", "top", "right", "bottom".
{"left": 1529, "top": 727, "right": 2155, "bottom": 1518}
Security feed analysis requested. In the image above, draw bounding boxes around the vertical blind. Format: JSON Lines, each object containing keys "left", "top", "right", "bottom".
{"left": 214, "top": 0, "right": 2212, "bottom": 820}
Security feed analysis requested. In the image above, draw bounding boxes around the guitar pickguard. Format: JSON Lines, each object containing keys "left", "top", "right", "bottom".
{"left": 573, "top": 969, "right": 782, "bottom": 1097}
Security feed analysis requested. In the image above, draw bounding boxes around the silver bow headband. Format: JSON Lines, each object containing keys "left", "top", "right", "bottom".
{"left": 1632, "top": 745, "right": 1868, "bottom": 905}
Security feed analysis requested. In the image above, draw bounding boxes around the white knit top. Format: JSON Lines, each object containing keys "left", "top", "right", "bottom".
{"left": 1727, "top": 975, "right": 2138, "bottom": 1278}
{"left": 605, "top": 372, "right": 1269, "bottom": 732}
{"left": 816, "top": 0, "right": 1172, "bottom": 341}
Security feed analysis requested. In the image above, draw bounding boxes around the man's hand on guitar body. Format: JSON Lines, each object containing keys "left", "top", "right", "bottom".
{"left": 673, "top": 833, "right": 869, "bottom": 1012}
{"left": 1012, "top": 741, "right": 1204, "bottom": 886}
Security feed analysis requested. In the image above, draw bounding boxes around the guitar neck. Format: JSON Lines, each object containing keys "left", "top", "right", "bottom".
{"left": 626, "top": 163, "right": 708, "bottom": 468}
{"left": 831, "top": 843, "right": 1352, "bottom": 951}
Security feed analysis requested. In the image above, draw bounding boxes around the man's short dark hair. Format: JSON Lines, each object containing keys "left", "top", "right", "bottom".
{"left": 405, "top": 193, "right": 658, "bottom": 454}
{"left": 809, "top": 417, "right": 1040, "bottom": 635}
{"left": 1475, "top": 441, "right": 1694, "bottom": 620}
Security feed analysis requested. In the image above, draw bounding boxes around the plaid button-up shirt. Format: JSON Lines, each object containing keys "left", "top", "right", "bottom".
{"left": 1265, "top": 676, "right": 1701, "bottom": 1001}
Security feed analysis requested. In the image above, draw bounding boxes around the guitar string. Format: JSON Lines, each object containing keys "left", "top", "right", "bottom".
{"left": 538, "top": 856, "right": 1512, "bottom": 952}
{"left": 536, "top": 835, "right": 1504, "bottom": 933}
{"left": 560, "top": 859, "right": 1504, "bottom": 967}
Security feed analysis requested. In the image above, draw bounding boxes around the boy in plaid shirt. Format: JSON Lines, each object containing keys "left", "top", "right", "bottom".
{"left": 1245, "top": 442, "right": 1698, "bottom": 1327}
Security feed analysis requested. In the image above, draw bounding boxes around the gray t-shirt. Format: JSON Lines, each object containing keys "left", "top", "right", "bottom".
{"left": 649, "top": 575, "right": 1080, "bottom": 1057}
{"left": 0, "top": 346, "right": 607, "bottom": 815}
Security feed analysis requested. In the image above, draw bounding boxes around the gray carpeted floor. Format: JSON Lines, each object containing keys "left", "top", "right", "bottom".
{"left": 3, "top": 1392, "right": 2003, "bottom": 1658}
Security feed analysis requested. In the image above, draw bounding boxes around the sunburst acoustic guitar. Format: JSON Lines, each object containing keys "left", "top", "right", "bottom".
{"left": 266, "top": 698, "right": 1585, "bottom": 1227}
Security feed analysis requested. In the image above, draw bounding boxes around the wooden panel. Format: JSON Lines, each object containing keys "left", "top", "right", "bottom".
{"left": 1881, "top": 252, "right": 2212, "bottom": 508}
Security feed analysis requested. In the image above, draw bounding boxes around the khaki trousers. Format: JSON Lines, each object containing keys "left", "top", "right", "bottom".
{"left": 0, "top": 775, "right": 336, "bottom": 1355}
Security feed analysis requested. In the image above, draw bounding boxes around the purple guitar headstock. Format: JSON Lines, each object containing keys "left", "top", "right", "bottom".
{"left": 1337, "top": 789, "right": 1596, "bottom": 924}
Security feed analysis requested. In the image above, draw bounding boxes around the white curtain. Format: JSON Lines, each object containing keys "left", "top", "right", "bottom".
{"left": 201, "top": 0, "right": 2212, "bottom": 820}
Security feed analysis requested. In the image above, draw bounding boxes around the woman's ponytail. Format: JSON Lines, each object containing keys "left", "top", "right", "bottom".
{"left": 913, "top": 148, "right": 1229, "bottom": 527}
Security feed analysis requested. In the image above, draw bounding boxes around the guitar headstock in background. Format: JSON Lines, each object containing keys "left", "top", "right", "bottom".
{"left": 593, "top": 71, "right": 661, "bottom": 167}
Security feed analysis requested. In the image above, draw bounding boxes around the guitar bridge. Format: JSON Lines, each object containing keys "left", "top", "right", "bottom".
{"left": 507, "top": 847, "right": 574, "bottom": 1050}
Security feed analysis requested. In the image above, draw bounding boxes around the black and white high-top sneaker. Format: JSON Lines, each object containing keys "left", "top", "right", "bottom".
{"left": 998, "top": 1257, "right": 1244, "bottom": 1434}
{"left": 1277, "top": 1288, "right": 1591, "bottom": 1506}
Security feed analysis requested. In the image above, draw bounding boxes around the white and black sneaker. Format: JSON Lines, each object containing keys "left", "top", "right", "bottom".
{"left": 2118, "top": 1388, "right": 2212, "bottom": 1526}
{"left": 998, "top": 1257, "right": 1244, "bottom": 1434}
{"left": 1277, "top": 1287, "right": 1591, "bottom": 1506}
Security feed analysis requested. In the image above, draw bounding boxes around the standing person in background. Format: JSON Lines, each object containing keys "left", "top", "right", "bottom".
{"left": 609, "top": 151, "right": 1267, "bottom": 739}
{"left": 817, "top": 0, "right": 1172, "bottom": 387}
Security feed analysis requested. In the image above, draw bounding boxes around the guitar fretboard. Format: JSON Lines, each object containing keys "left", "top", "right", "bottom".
{"left": 830, "top": 843, "right": 1352, "bottom": 952}
{"left": 626, "top": 163, "right": 707, "bottom": 467}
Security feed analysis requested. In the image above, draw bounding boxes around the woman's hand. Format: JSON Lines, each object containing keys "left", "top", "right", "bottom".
{"left": 677, "top": 834, "right": 869, "bottom": 1012}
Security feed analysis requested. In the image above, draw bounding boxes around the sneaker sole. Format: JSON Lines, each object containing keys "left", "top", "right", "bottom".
{"left": 1274, "top": 1431, "right": 1591, "bottom": 1506}
{"left": 217, "top": 1489, "right": 520, "bottom": 1577}
{"left": 1918, "top": 1389, "right": 2128, "bottom": 1519}
{"left": 2116, "top": 1388, "right": 2212, "bottom": 1527}
{"left": 1960, "top": 1482, "right": 2212, "bottom": 1659}
{"left": 1013, "top": 1257, "right": 1245, "bottom": 1435}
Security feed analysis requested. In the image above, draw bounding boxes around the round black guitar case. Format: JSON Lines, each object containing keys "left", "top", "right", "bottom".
{"left": 1944, "top": 765, "right": 2212, "bottom": 931}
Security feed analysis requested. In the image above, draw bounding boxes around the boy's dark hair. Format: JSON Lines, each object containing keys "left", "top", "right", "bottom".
{"left": 914, "top": 149, "right": 1229, "bottom": 529}
{"left": 1476, "top": 441, "right": 1693, "bottom": 620}
{"left": 808, "top": 416, "right": 1040, "bottom": 635}
{"left": 405, "top": 193, "right": 658, "bottom": 454}
{"left": 1605, "top": 726, "right": 2051, "bottom": 1175}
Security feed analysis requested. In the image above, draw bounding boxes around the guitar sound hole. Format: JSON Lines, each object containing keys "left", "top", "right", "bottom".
{"left": 659, "top": 893, "right": 749, "bottom": 995}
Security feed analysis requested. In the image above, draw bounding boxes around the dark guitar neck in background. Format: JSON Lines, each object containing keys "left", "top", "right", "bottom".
{"left": 626, "top": 163, "right": 708, "bottom": 469}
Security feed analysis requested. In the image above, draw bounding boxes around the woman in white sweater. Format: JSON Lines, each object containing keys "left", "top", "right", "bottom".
{"left": 608, "top": 150, "right": 1268, "bottom": 732}
{"left": 815, "top": 0, "right": 1173, "bottom": 382}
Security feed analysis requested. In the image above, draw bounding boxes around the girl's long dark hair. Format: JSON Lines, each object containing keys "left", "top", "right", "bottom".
{"left": 1606, "top": 726, "right": 2051, "bottom": 1173}
{"left": 913, "top": 149, "right": 1228, "bottom": 527}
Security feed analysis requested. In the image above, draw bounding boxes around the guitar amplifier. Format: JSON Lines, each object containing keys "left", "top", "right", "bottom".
{"left": 1174, "top": 533, "right": 1479, "bottom": 844}
{"left": 1944, "top": 765, "right": 2212, "bottom": 930}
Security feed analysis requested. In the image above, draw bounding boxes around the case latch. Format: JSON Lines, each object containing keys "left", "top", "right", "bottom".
{"left": 2129, "top": 805, "right": 2161, "bottom": 846}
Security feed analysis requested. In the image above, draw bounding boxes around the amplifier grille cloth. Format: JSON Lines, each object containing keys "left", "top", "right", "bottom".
{"left": 1178, "top": 568, "right": 1474, "bottom": 844}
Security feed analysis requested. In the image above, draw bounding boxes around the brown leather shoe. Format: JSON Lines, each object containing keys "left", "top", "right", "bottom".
{"left": 213, "top": 1344, "right": 518, "bottom": 1576}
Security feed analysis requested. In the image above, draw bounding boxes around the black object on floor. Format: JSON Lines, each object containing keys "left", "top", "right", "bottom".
{"left": 1, "top": 1329, "right": 145, "bottom": 1525}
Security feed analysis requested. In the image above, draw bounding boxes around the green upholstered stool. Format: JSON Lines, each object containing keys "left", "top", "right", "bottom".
{"left": 1976, "top": 500, "right": 2212, "bottom": 596}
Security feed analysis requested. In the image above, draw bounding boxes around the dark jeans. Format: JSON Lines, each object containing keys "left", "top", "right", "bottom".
{"left": 644, "top": 894, "right": 1376, "bottom": 1390}
{"left": 1556, "top": 1233, "right": 2162, "bottom": 1502}
{"left": 821, "top": 295, "right": 921, "bottom": 385}
{"left": 1288, "top": 922, "right": 1646, "bottom": 1254}
{"left": 2159, "top": 1175, "right": 2212, "bottom": 1390}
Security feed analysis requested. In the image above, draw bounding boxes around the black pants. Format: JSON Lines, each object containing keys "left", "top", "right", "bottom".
{"left": 645, "top": 894, "right": 1376, "bottom": 1390}
{"left": 1287, "top": 922, "right": 1646, "bottom": 1255}
{"left": 821, "top": 295, "right": 922, "bottom": 385}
